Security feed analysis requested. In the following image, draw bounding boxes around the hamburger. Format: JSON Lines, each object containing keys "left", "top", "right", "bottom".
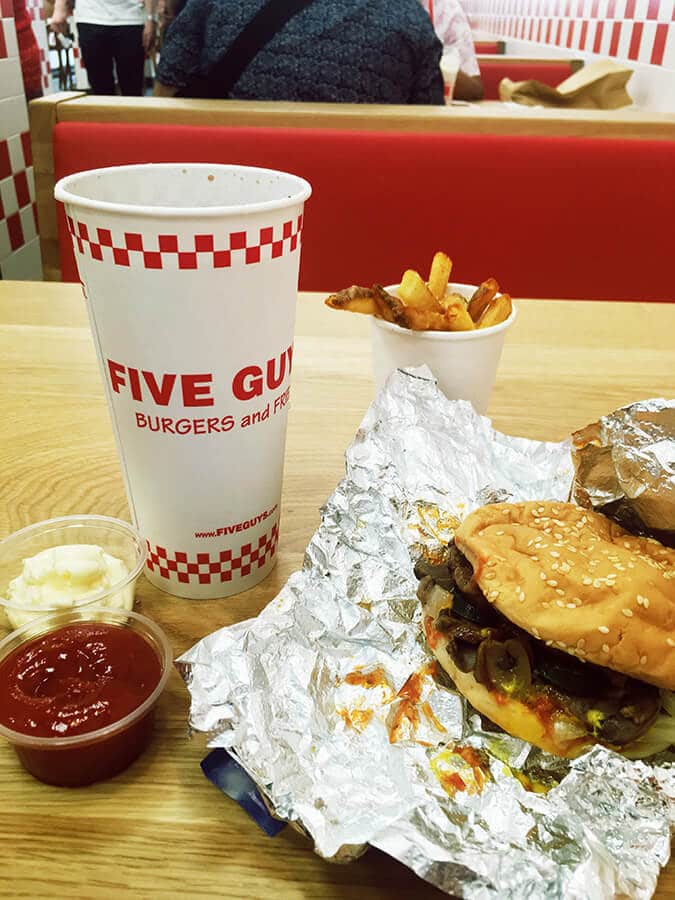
{"left": 418, "top": 501, "right": 675, "bottom": 758}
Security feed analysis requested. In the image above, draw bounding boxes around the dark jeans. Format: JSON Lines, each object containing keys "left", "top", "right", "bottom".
{"left": 77, "top": 23, "right": 145, "bottom": 96}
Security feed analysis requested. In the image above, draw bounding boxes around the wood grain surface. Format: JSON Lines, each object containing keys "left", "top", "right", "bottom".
{"left": 0, "top": 281, "right": 673, "bottom": 898}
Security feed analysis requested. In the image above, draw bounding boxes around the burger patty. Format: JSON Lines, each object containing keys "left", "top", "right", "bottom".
{"left": 416, "top": 548, "right": 661, "bottom": 747}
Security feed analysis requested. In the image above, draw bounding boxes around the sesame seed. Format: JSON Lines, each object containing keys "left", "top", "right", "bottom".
{"left": 623, "top": 541, "right": 632, "bottom": 549}
{"left": 555, "top": 588, "right": 565, "bottom": 596}
{"left": 551, "top": 507, "right": 560, "bottom": 515}
{"left": 540, "top": 572, "right": 547, "bottom": 580}
{"left": 557, "top": 641, "right": 567, "bottom": 649}
{"left": 559, "top": 563, "right": 571, "bottom": 573}
{"left": 550, "top": 551, "right": 560, "bottom": 558}
{"left": 566, "top": 603, "right": 577, "bottom": 609}
{"left": 627, "top": 561, "right": 635, "bottom": 569}
{"left": 637, "top": 594, "right": 649, "bottom": 608}
{"left": 640, "top": 656, "right": 647, "bottom": 666}
{"left": 495, "top": 530, "right": 505, "bottom": 536}
{"left": 531, "top": 556, "right": 539, "bottom": 562}
{"left": 542, "top": 602, "right": 550, "bottom": 608}
{"left": 568, "top": 547, "right": 577, "bottom": 554}
{"left": 576, "top": 639, "right": 586, "bottom": 649}
{"left": 527, "top": 539, "right": 534, "bottom": 547}
{"left": 488, "top": 590, "right": 499, "bottom": 600}
{"left": 573, "top": 597, "right": 582, "bottom": 606}
{"left": 532, "top": 628, "right": 540, "bottom": 638}
{"left": 554, "top": 533, "right": 563, "bottom": 541}
{"left": 547, "top": 579, "right": 558, "bottom": 587}
{"left": 545, "top": 639, "right": 553, "bottom": 646}
{"left": 602, "top": 644, "right": 610, "bottom": 654}
{"left": 552, "top": 562, "right": 559, "bottom": 571}
{"left": 485, "top": 571, "right": 495, "bottom": 580}
{"left": 537, "top": 506, "right": 545, "bottom": 513}
{"left": 556, "top": 600, "right": 565, "bottom": 608}
{"left": 598, "top": 626, "right": 610, "bottom": 634}
{"left": 622, "top": 608, "right": 633, "bottom": 618}
{"left": 667, "top": 638, "right": 675, "bottom": 647}
{"left": 582, "top": 577, "right": 593, "bottom": 585}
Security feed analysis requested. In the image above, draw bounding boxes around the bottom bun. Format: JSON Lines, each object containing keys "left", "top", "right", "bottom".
{"left": 425, "top": 617, "right": 596, "bottom": 759}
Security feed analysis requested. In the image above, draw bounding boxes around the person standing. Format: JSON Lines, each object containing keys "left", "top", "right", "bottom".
{"left": 50, "top": 0, "right": 157, "bottom": 95}
{"left": 154, "top": 0, "right": 444, "bottom": 105}
{"left": 419, "top": 0, "right": 483, "bottom": 100}
{"left": 14, "top": 0, "right": 43, "bottom": 100}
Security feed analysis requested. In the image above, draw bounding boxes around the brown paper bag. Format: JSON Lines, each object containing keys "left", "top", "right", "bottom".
{"left": 499, "top": 59, "right": 633, "bottom": 109}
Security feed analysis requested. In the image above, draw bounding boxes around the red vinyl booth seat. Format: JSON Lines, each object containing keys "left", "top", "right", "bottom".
{"left": 474, "top": 41, "right": 504, "bottom": 54}
{"left": 479, "top": 60, "right": 575, "bottom": 100}
{"left": 54, "top": 122, "right": 675, "bottom": 301}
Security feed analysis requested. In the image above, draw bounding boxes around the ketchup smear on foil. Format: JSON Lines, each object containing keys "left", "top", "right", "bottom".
{"left": 0, "top": 623, "right": 163, "bottom": 786}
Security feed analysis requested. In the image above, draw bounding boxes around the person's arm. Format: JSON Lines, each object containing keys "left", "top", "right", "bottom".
{"left": 154, "top": 0, "right": 208, "bottom": 97}
{"left": 454, "top": 70, "right": 484, "bottom": 101}
{"left": 143, "top": 0, "right": 158, "bottom": 54}
{"left": 154, "top": 80, "right": 179, "bottom": 96}
{"left": 49, "top": 0, "right": 71, "bottom": 34}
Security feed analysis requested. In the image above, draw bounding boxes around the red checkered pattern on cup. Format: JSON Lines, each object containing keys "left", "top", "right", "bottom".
{"left": 145, "top": 524, "right": 279, "bottom": 584}
{"left": 66, "top": 215, "right": 303, "bottom": 270}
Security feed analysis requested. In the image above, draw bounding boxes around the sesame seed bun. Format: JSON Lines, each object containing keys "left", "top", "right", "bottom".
{"left": 454, "top": 502, "right": 675, "bottom": 691}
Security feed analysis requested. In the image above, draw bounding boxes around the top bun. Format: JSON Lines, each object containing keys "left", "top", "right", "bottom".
{"left": 454, "top": 501, "right": 675, "bottom": 690}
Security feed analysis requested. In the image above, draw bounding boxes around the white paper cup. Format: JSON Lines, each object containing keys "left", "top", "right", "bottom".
{"left": 440, "top": 49, "right": 460, "bottom": 104}
{"left": 55, "top": 164, "right": 311, "bottom": 599}
{"left": 371, "top": 282, "right": 516, "bottom": 414}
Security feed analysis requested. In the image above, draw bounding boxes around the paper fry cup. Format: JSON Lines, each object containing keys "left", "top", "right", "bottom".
{"left": 55, "top": 164, "right": 311, "bottom": 599}
{"left": 371, "top": 282, "right": 516, "bottom": 414}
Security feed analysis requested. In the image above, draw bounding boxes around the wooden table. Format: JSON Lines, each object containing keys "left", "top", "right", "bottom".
{"left": 1, "top": 282, "right": 673, "bottom": 898}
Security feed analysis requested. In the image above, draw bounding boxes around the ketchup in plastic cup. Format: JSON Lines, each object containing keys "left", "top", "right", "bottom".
{"left": 0, "top": 608, "right": 172, "bottom": 786}
{"left": 370, "top": 283, "right": 517, "bottom": 414}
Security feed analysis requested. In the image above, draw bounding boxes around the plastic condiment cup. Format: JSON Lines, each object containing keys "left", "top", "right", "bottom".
{"left": 0, "top": 607, "right": 172, "bottom": 786}
{"left": 370, "top": 283, "right": 517, "bottom": 414}
{"left": 0, "top": 515, "right": 145, "bottom": 638}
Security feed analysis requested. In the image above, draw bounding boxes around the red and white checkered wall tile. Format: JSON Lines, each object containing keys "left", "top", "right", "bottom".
{"left": 24, "top": 0, "right": 51, "bottom": 92}
{"left": 463, "top": 0, "right": 675, "bottom": 68}
{"left": 0, "top": 11, "right": 42, "bottom": 280}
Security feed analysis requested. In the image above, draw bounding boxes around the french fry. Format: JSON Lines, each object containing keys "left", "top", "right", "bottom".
{"left": 443, "top": 300, "right": 475, "bottom": 332}
{"left": 438, "top": 291, "right": 469, "bottom": 311}
{"left": 324, "top": 285, "right": 377, "bottom": 315}
{"left": 373, "top": 284, "right": 407, "bottom": 327}
{"left": 398, "top": 269, "right": 441, "bottom": 311}
{"left": 427, "top": 252, "right": 452, "bottom": 301}
{"left": 477, "top": 293, "right": 512, "bottom": 329}
{"left": 399, "top": 301, "right": 474, "bottom": 332}
{"left": 467, "top": 278, "right": 499, "bottom": 323}
{"left": 400, "top": 306, "right": 455, "bottom": 332}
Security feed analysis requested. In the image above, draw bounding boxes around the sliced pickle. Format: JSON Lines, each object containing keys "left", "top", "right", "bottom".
{"left": 478, "top": 639, "right": 532, "bottom": 696}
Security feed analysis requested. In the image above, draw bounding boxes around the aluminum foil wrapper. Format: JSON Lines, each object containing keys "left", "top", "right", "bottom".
{"left": 572, "top": 398, "right": 675, "bottom": 545}
{"left": 179, "top": 368, "right": 673, "bottom": 899}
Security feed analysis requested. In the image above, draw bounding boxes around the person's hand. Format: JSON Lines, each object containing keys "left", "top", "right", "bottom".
{"left": 49, "top": 1, "right": 70, "bottom": 34}
{"left": 143, "top": 19, "right": 157, "bottom": 54}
